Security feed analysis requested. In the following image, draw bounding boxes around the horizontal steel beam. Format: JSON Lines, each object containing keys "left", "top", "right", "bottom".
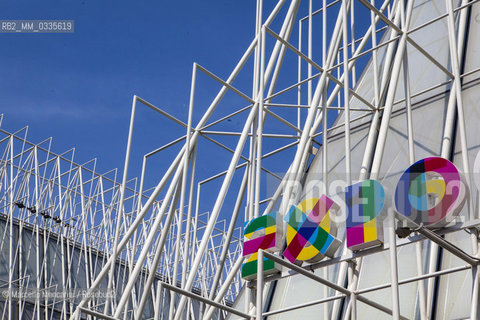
{"left": 161, "top": 282, "right": 251, "bottom": 319}
{"left": 395, "top": 213, "right": 480, "bottom": 266}
{"left": 262, "top": 251, "right": 408, "bottom": 320}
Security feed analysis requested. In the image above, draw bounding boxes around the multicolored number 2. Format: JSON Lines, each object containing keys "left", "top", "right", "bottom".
{"left": 241, "top": 212, "right": 282, "bottom": 280}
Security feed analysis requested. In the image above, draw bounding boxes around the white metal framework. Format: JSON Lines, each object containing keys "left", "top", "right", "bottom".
{"left": 1, "top": 0, "right": 480, "bottom": 318}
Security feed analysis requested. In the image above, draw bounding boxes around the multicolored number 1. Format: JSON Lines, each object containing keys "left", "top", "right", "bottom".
{"left": 241, "top": 212, "right": 282, "bottom": 280}
{"left": 346, "top": 179, "right": 385, "bottom": 250}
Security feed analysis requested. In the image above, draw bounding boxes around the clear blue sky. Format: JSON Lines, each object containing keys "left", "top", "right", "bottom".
{"left": 0, "top": 1, "right": 260, "bottom": 178}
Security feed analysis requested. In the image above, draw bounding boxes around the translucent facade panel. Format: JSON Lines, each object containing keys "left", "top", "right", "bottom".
{"left": 398, "top": 0, "right": 451, "bottom": 100}
{"left": 0, "top": 218, "right": 16, "bottom": 285}
{"left": 69, "top": 246, "right": 88, "bottom": 291}
{"left": 2, "top": 0, "right": 480, "bottom": 318}
{"left": 267, "top": 119, "right": 371, "bottom": 318}
{"left": 267, "top": 0, "right": 464, "bottom": 317}
{"left": 377, "top": 96, "right": 447, "bottom": 185}
{"left": 114, "top": 263, "right": 128, "bottom": 300}
{"left": 436, "top": 74, "right": 480, "bottom": 319}
{"left": 134, "top": 272, "right": 155, "bottom": 319}
{"left": 267, "top": 266, "right": 339, "bottom": 320}
{"left": 21, "top": 224, "right": 41, "bottom": 289}
{"left": 354, "top": 72, "right": 452, "bottom": 320}
{"left": 45, "top": 237, "right": 65, "bottom": 308}
{"left": 305, "top": 118, "right": 371, "bottom": 190}
{"left": 225, "top": 286, "right": 247, "bottom": 320}
{"left": 464, "top": 3, "right": 480, "bottom": 83}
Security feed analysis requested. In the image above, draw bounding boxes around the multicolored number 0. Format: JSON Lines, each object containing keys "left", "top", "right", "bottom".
{"left": 394, "top": 157, "right": 467, "bottom": 228}
{"left": 283, "top": 195, "right": 341, "bottom": 265}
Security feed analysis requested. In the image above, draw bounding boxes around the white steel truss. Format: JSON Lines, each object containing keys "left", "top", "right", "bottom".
{"left": 0, "top": 116, "right": 244, "bottom": 319}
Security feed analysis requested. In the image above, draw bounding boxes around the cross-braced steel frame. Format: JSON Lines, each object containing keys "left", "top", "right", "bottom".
{"left": 2, "top": 0, "right": 480, "bottom": 319}
{"left": 0, "top": 108, "right": 244, "bottom": 319}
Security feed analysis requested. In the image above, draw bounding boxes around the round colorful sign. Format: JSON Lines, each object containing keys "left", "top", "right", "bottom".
{"left": 394, "top": 157, "right": 467, "bottom": 228}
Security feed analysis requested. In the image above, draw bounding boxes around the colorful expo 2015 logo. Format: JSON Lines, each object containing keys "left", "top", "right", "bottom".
{"left": 241, "top": 156, "right": 469, "bottom": 280}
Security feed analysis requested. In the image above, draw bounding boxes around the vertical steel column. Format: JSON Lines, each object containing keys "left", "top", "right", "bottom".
{"left": 135, "top": 180, "right": 182, "bottom": 319}
{"left": 207, "top": 169, "right": 249, "bottom": 302}
{"left": 445, "top": 0, "right": 470, "bottom": 196}
{"left": 255, "top": 23, "right": 265, "bottom": 219}
{"left": 401, "top": 30, "right": 428, "bottom": 319}
{"left": 308, "top": 0, "right": 313, "bottom": 105}
{"left": 279, "top": 0, "right": 346, "bottom": 214}
{"left": 174, "top": 100, "right": 261, "bottom": 320}
{"left": 256, "top": 250, "right": 264, "bottom": 320}
{"left": 34, "top": 145, "right": 41, "bottom": 320}
{"left": 104, "top": 95, "right": 137, "bottom": 316}
{"left": 341, "top": 1, "right": 355, "bottom": 315}
{"left": 175, "top": 2, "right": 300, "bottom": 319}
{"left": 369, "top": 0, "right": 413, "bottom": 179}
{"left": 73, "top": 34, "right": 258, "bottom": 312}
{"left": 445, "top": 1, "right": 478, "bottom": 318}
{"left": 342, "top": 0, "right": 352, "bottom": 187}
{"left": 427, "top": 0, "right": 471, "bottom": 316}
{"left": 321, "top": 1, "right": 329, "bottom": 317}
{"left": 7, "top": 136, "right": 14, "bottom": 320}
{"left": 298, "top": 18, "right": 303, "bottom": 132}
{"left": 343, "top": 1, "right": 414, "bottom": 319}
{"left": 350, "top": 0, "right": 356, "bottom": 87}
{"left": 388, "top": 207, "right": 401, "bottom": 320}
{"left": 202, "top": 256, "right": 244, "bottom": 320}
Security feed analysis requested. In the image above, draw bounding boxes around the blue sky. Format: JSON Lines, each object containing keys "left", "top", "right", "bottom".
{"left": 0, "top": 1, "right": 259, "bottom": 177}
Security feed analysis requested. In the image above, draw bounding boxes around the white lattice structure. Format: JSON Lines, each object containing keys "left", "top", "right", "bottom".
{"left": 2, "top": 0, "right": 480, "bottom": 318}
{"left": 0, "top": 115, "right": 243, "bottom": 319}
